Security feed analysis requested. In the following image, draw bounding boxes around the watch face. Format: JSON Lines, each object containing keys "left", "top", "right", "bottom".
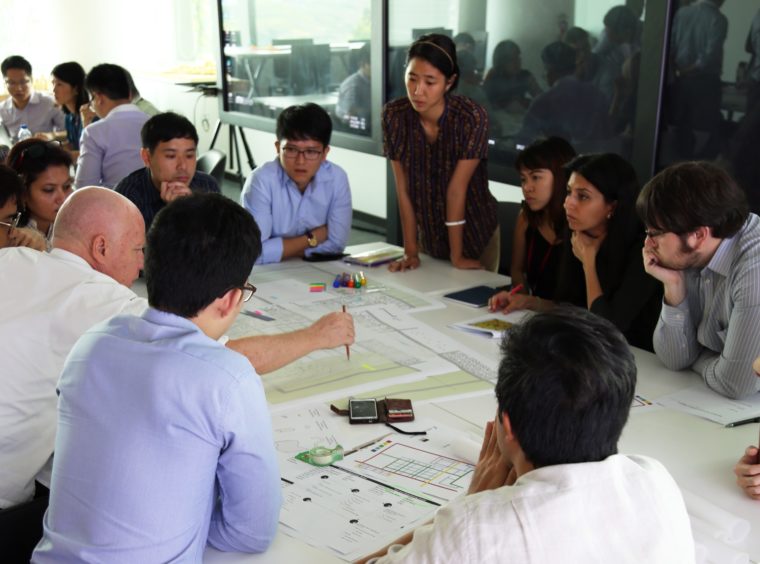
{"left": 307, "top": 231, "right": 318, "bottom": 247}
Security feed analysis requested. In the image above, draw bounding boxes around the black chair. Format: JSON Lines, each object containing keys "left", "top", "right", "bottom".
{"left": 196, "top": 149, "right": 227, "bottom": 187}
{"left": 0, "top": 490, "right": 49, "bottom": 563}
{"left": 497, "top": 201, "right": 522, "bottom": 277}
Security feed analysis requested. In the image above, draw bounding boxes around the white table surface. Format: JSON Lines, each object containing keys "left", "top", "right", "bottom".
{"left": 181, "top": 243, "right": 760, "bottom": 562}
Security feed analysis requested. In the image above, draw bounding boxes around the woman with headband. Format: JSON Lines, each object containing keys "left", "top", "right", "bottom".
{"left": 383, "top": 34, "right": 499, "bottom": 272}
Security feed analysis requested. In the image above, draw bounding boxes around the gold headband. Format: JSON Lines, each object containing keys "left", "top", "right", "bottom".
{"left": 416, "top": 41, "right": 455, "bottom": 70}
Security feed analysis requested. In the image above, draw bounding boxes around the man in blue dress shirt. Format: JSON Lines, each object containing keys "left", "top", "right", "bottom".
{"left": 240, "top": 103, "right": 352, "bottom": 264}
{"left": 74, "top": 64, "right": 149, "bottom": 188}
{"left": 33, "top": 194, "right": 281, "bottom": 562}
{"left": 116, "top": 112, "right": 220, "bottom": 231}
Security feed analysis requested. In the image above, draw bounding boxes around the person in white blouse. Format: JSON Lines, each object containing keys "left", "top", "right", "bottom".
{"left": 359, "top": 307, "right": 695, "bottom": 564}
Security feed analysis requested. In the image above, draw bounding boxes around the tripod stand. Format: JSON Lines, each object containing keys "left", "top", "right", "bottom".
{"left": 209, "top": 120, "right": 256, "bottom": 188}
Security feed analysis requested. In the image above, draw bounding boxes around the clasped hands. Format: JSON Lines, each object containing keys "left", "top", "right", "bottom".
{"left": 467, "top": 418, "right": 516, "bottom": 495}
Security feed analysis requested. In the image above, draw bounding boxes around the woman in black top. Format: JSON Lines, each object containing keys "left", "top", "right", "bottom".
{"left": 496, "top": 137, "right": 576, "bottom": 299}
{"left": 491, "top": 153, "right": 661, "bottom": 350}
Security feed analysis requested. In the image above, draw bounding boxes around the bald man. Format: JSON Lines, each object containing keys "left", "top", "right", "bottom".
{"left": 0, "top": 187, "right": 353, "bottom": 524}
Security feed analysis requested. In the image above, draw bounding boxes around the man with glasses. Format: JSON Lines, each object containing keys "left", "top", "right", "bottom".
{"left": 34, "top": 193, "right": 281, "bottom": 561}
{"left": 240, "top": 103, "right": 352, "bottom": 264}
{"left": 115, "top": 112, "right": 219, "bottom": 231}
{"left": 0, "top": 55, "right": 64, "bottom": 142}
{"left": 637, "top": 161, "right": 760, "bottom": 399}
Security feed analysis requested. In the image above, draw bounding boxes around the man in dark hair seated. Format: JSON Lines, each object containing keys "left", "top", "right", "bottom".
{"left": 0, "top": 55, "right": 64, "bottom": 141}
{"left": 33, "top": 194, "right": 281, "bottom": 561}
{"left": 240, "top": 103, "right": 352, "bottom": 264}
{"left": 75, "top": 63, "right": 149, "bottom": 189}
{"left": 360, "top": 307, "right": 694, "bottom": 563}
{"left": 115, "top": 112, "right": 219, "bottom": 231}
{"left": 639, "top": 161, "right": 760, "bottom": 399}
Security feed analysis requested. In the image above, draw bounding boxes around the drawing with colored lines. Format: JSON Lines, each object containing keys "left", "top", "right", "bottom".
{"left": 335, "top": 436, "right": 475, "bottom": 504}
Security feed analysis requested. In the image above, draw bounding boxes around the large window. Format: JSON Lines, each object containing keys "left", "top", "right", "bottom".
{"left": 219, "top": 0, "right": 375, "bottom": 139}
{"left": 387, "top": 0, "right": 651, "bottom": 183}
{"left": 657, "top": 1, "right": 760, "bottom": 213}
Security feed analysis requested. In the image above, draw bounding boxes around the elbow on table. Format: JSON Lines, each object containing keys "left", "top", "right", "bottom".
{"left": 710, "top": 377, "right": 760, "bottom": 401}
{"left": 209, "top": 522, "right": 278, "bottom": 555}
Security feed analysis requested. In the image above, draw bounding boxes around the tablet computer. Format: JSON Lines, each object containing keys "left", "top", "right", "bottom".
{"left": 442, "top": 285, "right": 496, "bottom": 308}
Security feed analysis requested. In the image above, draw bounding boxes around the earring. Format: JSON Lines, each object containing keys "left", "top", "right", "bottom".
{"left": 607, "top": 212, "right": 613, "bottom": 219}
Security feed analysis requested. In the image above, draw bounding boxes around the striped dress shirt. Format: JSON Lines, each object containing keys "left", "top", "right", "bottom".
{"left": 654, "top": 214, "right": 760, "bottom": 399}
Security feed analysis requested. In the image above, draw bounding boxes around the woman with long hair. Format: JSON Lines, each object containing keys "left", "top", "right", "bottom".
{"left": 491, "top": 153, "right": 661, "bottom": 350}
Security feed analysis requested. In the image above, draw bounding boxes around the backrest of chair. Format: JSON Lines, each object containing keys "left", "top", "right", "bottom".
{"left": 196, "top": 149, "right": 226, "bottom": 186}
{"left": 497, "top": 200, "right": 523, "bottom": 276}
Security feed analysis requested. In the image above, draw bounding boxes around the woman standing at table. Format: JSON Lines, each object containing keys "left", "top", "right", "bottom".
{"left": 503, "top": 136, "right": 575, "bottom": 298}
{"left": 383, "top": 34, "right": 499, "bottom": 272}
{"left": 490, "top": 153, "right": 661, "bottom": 350}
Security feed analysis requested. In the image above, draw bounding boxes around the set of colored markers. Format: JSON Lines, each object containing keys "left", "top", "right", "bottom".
{"left": 332, "top": 271, "right": 367, "bottom": 289}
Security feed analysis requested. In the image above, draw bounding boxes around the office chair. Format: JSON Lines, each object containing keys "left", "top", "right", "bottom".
{"left": 196, "top": 149, "right": 227, "bottom": 187}
{"left": 497, "top": 200, "right": 522, "bottom": 276}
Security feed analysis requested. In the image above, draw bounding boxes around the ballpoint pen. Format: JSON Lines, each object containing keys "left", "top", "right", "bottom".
{"left": 342, "top": 304, "right": 350, "bottom": 360}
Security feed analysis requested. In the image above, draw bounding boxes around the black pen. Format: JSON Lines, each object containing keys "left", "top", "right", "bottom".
{"left": 725, "top": 416, "right": 760, "bottom": 428}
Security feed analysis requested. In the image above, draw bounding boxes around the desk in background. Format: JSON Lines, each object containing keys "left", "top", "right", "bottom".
{"left": 141, "top": 243, "right": 755, "bottom": 563}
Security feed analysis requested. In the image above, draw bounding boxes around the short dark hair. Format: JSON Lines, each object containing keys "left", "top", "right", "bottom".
{"left": 496, "top": 307, "right": 636, "bottom": 467}
{"left": 604, "top": 6, "right": 639, "bottom": 39}
{"left": 6, "top": 139, "right": 73, "bottom": 188}
{"left": 564, "top": 26, "right": 590, "bottom": 48}
{"left": 637, "top": 161, "right": 749, "bottom": 238}
{"left": 1, "top": 55, "right": 32, "bottom": 77}
{"left": 453, "top": 32, "right": 475, "bottom": 51}
{"left": 0, "top": 164, "right": 24, "bottom": 208}
{"left": 514, "top": 137, "right": 577, "bottom": 236}
{"left": 406, "top": 33, "right": 460, "bottom": 90}
{"left": 276, "top": 103, "right": 332, "bottom": 146}
{"left": 85, "top": 64, "right": 131, "bottom": 101}
{"left": 52, "top": 62, "right": 89, "bottom": 114}
{"left": 145, "top": 193, "right": 262, "bottom": 318}
{"left": 141, "top": 112, "right": 199, "bottom": 153}
{"left": 541, "top": 41, "right": 576, "bottom": 76}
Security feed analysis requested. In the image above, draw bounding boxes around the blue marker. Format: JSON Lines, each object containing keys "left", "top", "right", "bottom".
{"left": 333, "top": 274, "right": 342, "bottom": 288}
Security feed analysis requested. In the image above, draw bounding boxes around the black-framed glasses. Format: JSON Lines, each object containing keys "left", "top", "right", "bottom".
{"left": 241, "top": 282, "right": 256, "bottom": 302}
{"left": 4, "top": 79, "right": 30, "bottom": 89}
{"left": 0, "top": 211, "right": 22, "bottom": 234}
{"left": 281, "top": 146, "right": 323, "bottom": 161}
{"left": 644, "top": 228, "right": 668, "bottom": 240}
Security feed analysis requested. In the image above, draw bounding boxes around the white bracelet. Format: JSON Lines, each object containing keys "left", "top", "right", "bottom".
{"left": 445, "top": 220, "right": 466, "bottom": 226}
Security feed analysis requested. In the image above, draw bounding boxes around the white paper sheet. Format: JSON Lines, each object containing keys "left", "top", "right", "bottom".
{"left": 656, "top": 383, "right": 760, "bottom": 426}
{"left": 334, "top": 434, "right": 476, "bottom": 505}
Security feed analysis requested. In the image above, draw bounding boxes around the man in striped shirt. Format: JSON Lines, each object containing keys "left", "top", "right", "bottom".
{"left": 638, "top": 161, "right": 760, "bottom": 399}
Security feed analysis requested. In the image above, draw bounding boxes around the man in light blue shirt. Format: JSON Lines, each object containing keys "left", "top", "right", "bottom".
{"left": 33, "top": 194, "right": 281, "bottom": 562}
{"left": 75, "top": 64, "right": 149, "bottom": 188}
{"left": 240, "top": 103, "right": 352, "bottom": 264}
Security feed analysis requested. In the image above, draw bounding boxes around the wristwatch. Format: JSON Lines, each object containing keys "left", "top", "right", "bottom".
{"left": 306, "top": 230, "right": 318, "bottom": 248}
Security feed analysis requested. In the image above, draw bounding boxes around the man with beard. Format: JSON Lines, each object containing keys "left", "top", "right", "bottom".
{"left": 638, "top": 162, "right": 760, "bottom": 399}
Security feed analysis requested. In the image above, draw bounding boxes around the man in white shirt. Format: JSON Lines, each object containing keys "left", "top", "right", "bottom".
{"left": 74, "top": 64, "right": 149, "bottom": 188}
{"left": 0, "top": 55, "right": 64, "bottom": 141}
{"left": 0, "top": 189, "right": 354, "bottom": 531}
{"left": 360, "top": 307, "right": 694, "bottom": 563}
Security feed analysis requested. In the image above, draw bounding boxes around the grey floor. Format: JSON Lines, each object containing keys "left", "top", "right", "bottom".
{"left": 222, "top": 177, "right": 385, "bottom": 246}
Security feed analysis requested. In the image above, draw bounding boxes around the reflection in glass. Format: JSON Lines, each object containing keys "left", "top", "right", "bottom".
{"left": 388, "top": 0, "right": 645, "bottom": 176}
{"left": 219, "top": 0, "right": 372, "bottom": 136}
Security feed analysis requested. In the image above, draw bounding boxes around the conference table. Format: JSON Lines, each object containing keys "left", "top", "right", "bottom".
{"left": 196, "top": 243, "right": 760, "bottom": 563}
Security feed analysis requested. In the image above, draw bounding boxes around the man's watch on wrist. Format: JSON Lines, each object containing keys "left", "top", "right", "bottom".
{"left": 306, "top": 230, "right": 318, "bottom": 248}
